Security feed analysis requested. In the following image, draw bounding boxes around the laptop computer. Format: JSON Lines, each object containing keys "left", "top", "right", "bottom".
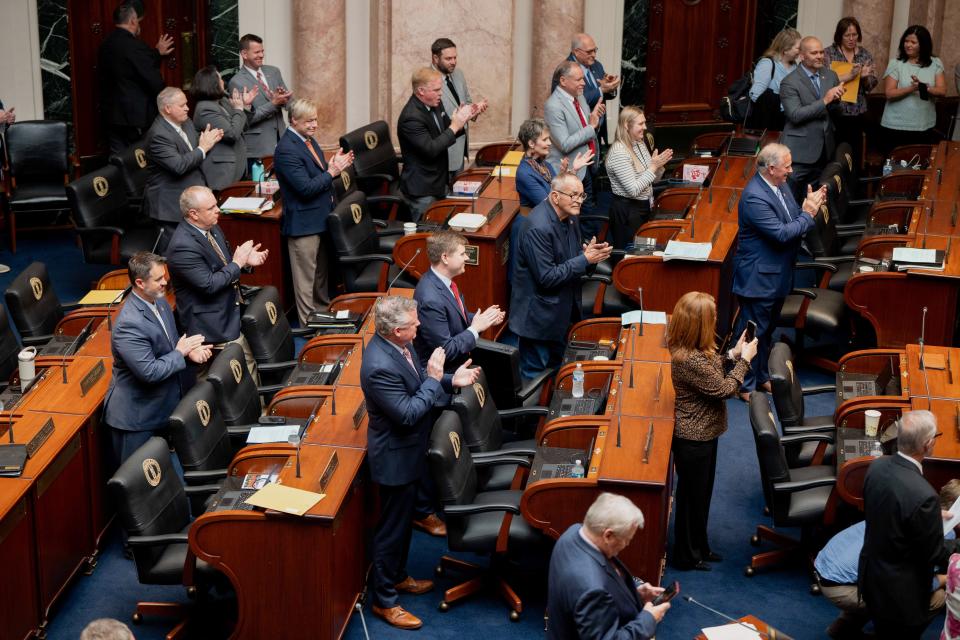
{"left": 286, "top": 360, "right": 344, "bottom": 387}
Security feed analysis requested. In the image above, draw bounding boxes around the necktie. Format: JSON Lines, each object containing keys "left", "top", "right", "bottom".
{"left": 177, "top": 127, "right": 193, "bottom": 151}
{"left": 256, "top": 69, "right": 271, "bottom": 96}
{"left": 445, "top": 76, "right": 461, "bottom": 105}
{"left": 402, "top": 346, "right": 419, "bottom": 376}
{"left": 151, "top": 303, "right": 172, "bottom": 344}
{"left": 304, "top": 138, "right": 324, "bottom": 168}
{"left": 774, "top": 186, "right": 790, "bottom": 218}
{"left": 584, "top": 66, "right": 597, "bottom": 89}
{"left": 449, "top": 280, "right": 467, "bottom": 320}
{"left": 572, "top": 98, "right": 597, "bottom": 156}
{"left": 430, "top": 109, "right": 443, "bottom": 134}
{"left": 811, "top": 73, "right": 821, "bottom": 98}
{"left": 206, "top": 231, "right": 242, "bottom": 305}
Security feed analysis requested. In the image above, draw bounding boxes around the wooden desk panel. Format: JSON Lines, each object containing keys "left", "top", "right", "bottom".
{"left": 710, "top": 156, "right": 757, "bottom": 188}
{"left": 616, "top": 361, "right": 675, "bottom": 419}
{"left": 16, "top": 357, "right": 112, "bottom": 416}
{"left": 0, "top": 480, "right": 40, "bottom": 640}
{"left": 619, "top": 323, "right": 671, "bottom": 364}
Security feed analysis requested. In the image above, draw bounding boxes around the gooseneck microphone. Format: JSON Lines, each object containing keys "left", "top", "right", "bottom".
{"left": 106, "top": 285, "right": 133, "bottom": 331}
{"left": 387, "top": 248, "right": 421, "bottom": 291}
{"left": 682, "top": 596, "right": 794, "bottom": 640}
{"left": 296, "top": 396, "right": 325, "bottom": 479}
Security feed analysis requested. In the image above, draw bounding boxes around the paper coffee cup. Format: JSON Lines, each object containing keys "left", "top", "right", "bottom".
{"left": 864, "top": 409, "right": 881, "bottom": 438}
{"left": 403, "top": 222, "right": 417, "bottom": 236}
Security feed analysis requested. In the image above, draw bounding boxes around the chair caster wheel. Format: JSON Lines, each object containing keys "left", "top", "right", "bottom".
{"left": 763, "top": 506, "right": 770, "bottom": 516}
{"left": 439, "top": 601, "right": 449, "bottom": 612}
{"left": 132, "top": 613, "right": 142, "bottom": 624}
{"left": 750, "top": 534, "right": 761, "bottom": 547}
{"left": 744, "top": 566, "right": 755, "bottom": 577}
{"left": 510, "top": 610, "right": 520, "bottom": 622}
{"left": 435, "top": 565, "right": 443, "bottom": 576}
{"left": 810, "top": 583, "right": 821, "bottom": 595}
{"left": 187, "top": 586, "right": 197, "bottom": 599}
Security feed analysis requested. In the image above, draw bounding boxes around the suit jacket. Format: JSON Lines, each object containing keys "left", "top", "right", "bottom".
{"left": 397, "top": 95, "right": 464, "bottom": 199}
{"left": 412, "top": 268, "right": 476, "bottom": 369}
{"left": 360, "top": 334, "right": 452, "bottom": 486}
{"left": 273, "top": 128, "right": 336, "bottom": 237}
{"left": 779, "top": 65, "right": 841, "bottom": 164}
{"left": 509, "top": 198, "right": 589, "bottom": 342}
{"left": 143, "top": 116, "right": 207, "bottom": 223}
{"left": 226, "top": 65, "right": 289, "bottom": 159}
{"left": 104, "top": 293, "right": 189, "bottom": 431}
{"left": 552, "top": 55, "right": 617, "bottom": 132}
{"left": 436, "top": 67, "right": 472, "bottom": 172}
{"left": 165, "top": 221, "right": 243, "bottom": 344}
{"left": 546, "top": 524, "right": 657, "bottom": 640}
{"left": 97, "top": 28, "right": 165, "bottom": 129}
{"left": 193, "top": 98, "right": 252, "bottom": 190}
{"left": 732, "top": 173, "right": 815, "bottom": 299}
{"left": 859, "top": 454, "right": 959, "bottom": 626}
{"left": 515, "top": 156, "right": 555, "bottom": 208}
{"left": 544, "top": 86, "right": 597, "bottom": 179}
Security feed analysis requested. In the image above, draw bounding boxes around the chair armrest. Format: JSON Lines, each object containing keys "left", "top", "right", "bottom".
{"left": 472, "top": 448, "right": 536, "bottom": 460}
{"left": 183, "top": 469, "right": 228, "bottom": 483}
{"left": 338, "top": 254, "right": 395, "bottom": 265}
{"left": 472, "top": 455, "right": 532, "bottom": 469}
{"left": 836, "top": 223, "right": 867, "bottom": 233}
{"left": 444, "top": 502, "right": 522, "bottom": 516}
{"left": 801, "top": 384, "right": 836, "bottom": 395}
{"left": 795, "top": 262, "right": 838, "bottom": 273}
{"left": 356, "top": 173, "right": 396, "bottom": 193}
{"left": 780, "top": 433, "right": 835, "bottom": 446}
{"left": 127, "top": 533, "right": 190, "bottom": 547}
{"left": 75, "top": 225, "right": 125, "bottom": 237}
{"left": 183, "top": 484, "right": 223, "bottom": 497}
{"left": 518, "top": 368, "right": 556, "bottom": 402}
{"left": 291, "top": 327, "right": 316, "bottom": 338}
{"left": 581, "top": 273, "right": 612, "bottom": 284}
{"left": 789, "top": 288, "right": 817, "bottom": 300}
{"left": 814, "top": 256, "right": 857, "bottom": 264}
{"left": 372, "top": 219, "right": 387, "bottom": 228}
{"left": 21, "top": 334, "right": 54, "bottom": 347}
{"left": 257, "top": 360, "right": 298, "bottom": 373}
{"left": 376, "top": 228, "right": 405, "bottom": 238}
{"left": 227, "top": 424, "right": 257, "bottom": 438}
{"left": 498, "top": 406, "right": 550, "bottom": 421}
{"left": 836, "top": 229, "right": 863, "bottom": 239}
{"left": 579, "top": 214, "right": 609, "bottom": 222}
{"left": 782, "top": 423, "right": 836, "bottom": 435}
{"left": 772, "top": 476, "right": 838, "bottom": 493}
{"left": 257, "top": 383, "right": 286, "bottom": 398}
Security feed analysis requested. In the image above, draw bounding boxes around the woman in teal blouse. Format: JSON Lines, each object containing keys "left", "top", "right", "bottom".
{"left": 881, "top": 25, "right": 946, "bottom": 154}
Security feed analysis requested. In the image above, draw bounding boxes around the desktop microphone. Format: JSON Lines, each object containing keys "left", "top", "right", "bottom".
{"left": 629, "top": 324, "right": 637, "bottom": 388}
{"left": 150, "top": 226, "right": 166, "bottom": 254}
{"left": 106, "top": 285, "right": 132, "bottom": 331}
{"left": 919, "top": 306, "right": 929, "bottom": 369}
{"left": 4, "top": 403, "right": 12, "bottom": 444}
{"left": 331, "top": 358, "right": 345, "bottom": 416}
{"left": 61, "top": 319, "right": 94, "bottom": 384}
{"left": 689, "top": 202, "right": 697, "bottom": 240}
{"left": 296, "top": 397, "right": 325, "bottom": 479}
{"left": 387, "top": 248, "right": 421, "bottom": 291}
{"left": 682, "top": 596, "right": 794, "bottom": 640}
{"left": 637, "top": 287, "right": 644, "bottom": 337}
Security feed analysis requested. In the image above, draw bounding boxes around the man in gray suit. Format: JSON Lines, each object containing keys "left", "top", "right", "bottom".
{"left": 143, "top": 87, "right": 223, "bottom": 246}
{"left": 431, "top": 38, "right": 488, "bottom": 177}
{"left": 227, "top": 33, "right": 292, "bottom": 174}
{"left": 780, "top": 36, "right": 845, "bottom": 204}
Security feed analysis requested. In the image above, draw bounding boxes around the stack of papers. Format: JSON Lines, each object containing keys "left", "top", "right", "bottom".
{"left": 701, "top": 622, "right": 762, "bottom": 639}
{"left": 891, "top": 247, "right": 945, "bottom": 271}
{"left": 221, "top": 197, "right": 266, "bottom": 214}
{"left": 246, "top": 424, "right": 302, "bottom": 444}
{"left": 245, "top": 482, "right": 325, "bottom": 516}
{"left": 663, "top": 240, "right": 713, "bottom": 262}
{"left": 621, "top": 310, "right": 667, "bottom": 326}
{"left": 451, "top": 180, "right": 482, "bottom": 196}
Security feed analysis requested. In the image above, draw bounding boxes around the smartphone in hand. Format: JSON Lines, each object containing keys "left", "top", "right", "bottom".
{"left": 745, "top": 320, "right": 758, "bottom": 343}
{"left": 652, "top": 581, "right": 679, "bottom": 605}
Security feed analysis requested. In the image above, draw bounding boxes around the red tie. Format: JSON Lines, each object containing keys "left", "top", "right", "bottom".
{"left": 256, "top": 70, "right": 272, "bottom": 97}
{"left": 402, "top": 346, "right": 419, "bottom": 376}
{"left": 573, "top": 98, "right": 597, "bottom": 156}
{"left": 304, "top": 138, "right": 324, "bottom": 168}
{"left": 450, "top": 280, "right": 467, "bottom": 320}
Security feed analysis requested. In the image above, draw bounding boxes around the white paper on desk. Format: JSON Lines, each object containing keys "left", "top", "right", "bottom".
{"left": 220, "top": 197, "right": 266, "bottom": 212}
{"left": 701, "top": 622, "right": 762, "bottom": 640}
{"left": 945, "top": 495, "right": 960, "bottom": 535}
{"left": 246, "top": 424, "right": 301, "bottom": 444}
{"left": 663, "top": 240, "right": 712, "bottom": 262}
{"left": 621, "top": 310, "right": 667, "bottom": 326}
{"left": 682, "top": 164, "right": 710, "bottom": 184}
{"left": 892, "top": 247, "right": 939, "bottom": 264}
{"left": 335, "top": 310, "right": 349, "bottom": 319}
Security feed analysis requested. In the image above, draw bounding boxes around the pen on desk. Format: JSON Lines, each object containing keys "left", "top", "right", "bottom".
{"left": 952, "top": 203, "right": 958, "bottom": 228}
{"left": 654, "top": 364, "right": 663, "bottom": 401}
{"left": 949, "top": 352, "right": 954, "bottom": 385}
{"left": 710, "top": 224, "right": 721, "bottom": 245}
{"left": 727, "top": 191, "right": 736, "bottom": 212}
{"left": 642, "top": 421, "right": 654, "bottom": 464}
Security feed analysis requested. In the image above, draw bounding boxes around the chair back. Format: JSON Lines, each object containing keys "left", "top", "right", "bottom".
{"left": 240, "top": 286, "right": 295, "bottom": 375}
{"left": 473, "top": 142, "right": 516, "bottom": 167}
{"left": 333, "top": 165, "right": 358, "bottom": 202}
{"left": 428, "top": 410, "right": 480, "bottom": 507}
{"left": 108, "top": 142, "right": 149, "bottom": 200}
{"left": 327, "top": 191, "right": 384, "bottom": 291}
{"left": 107, "top": 437, "right": 190, "bottom": 572}
{"left": 338, "top": 120, "right": 398, "bottom": 182}
{"left": 450, "top": 368, "right": 504, "bottom": 453}
{"left": 5, "top": 261, "right": 64, "bottom": 338}
{"left": 469, "top": 339, "right": 523, "bottom": 409}
{"left": 206, "top": 343, "right": 261, "bottom": 425}
{"left": 749, "top": 393, "right": 792, "bottom": 519}
{"left": 167, "top": 381, "right": 234, "bottom": 472}
{"left": 5, "top": 120, "right": 69, "bottom": 181}
{"left": 67, "top": 165, "right": 128, "bottom": 230}
{"left": 0, "top": 306, "right": 20, "bottom": 381}
{"left": 768, "top": 342, "right": 804, "bottom": 428}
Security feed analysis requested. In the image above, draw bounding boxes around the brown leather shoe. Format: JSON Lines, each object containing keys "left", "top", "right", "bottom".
{"left": 372, "top": 605, "right": 423, "bottom": 629}
{"left": 395, "top": 576, "right": 434, "bottom": 594}
{"left": 413, "top": 513, "right": 447, "bottom": 537}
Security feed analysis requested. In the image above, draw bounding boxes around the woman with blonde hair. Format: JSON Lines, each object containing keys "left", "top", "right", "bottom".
{"left": 748, "top": 27, "right": 802, "bottom": 130}
{"left": 604, "top": 106, "right": 673, "bottom": 249}
{"left": 666, "top": 291, "right": 756, "bottom": 571}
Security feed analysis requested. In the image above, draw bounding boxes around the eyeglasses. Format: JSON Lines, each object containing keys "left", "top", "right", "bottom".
{"left": 555, "top": 190, "right": 587, "bottom": 202}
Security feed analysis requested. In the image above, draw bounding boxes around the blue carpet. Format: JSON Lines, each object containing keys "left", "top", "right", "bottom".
{"left": 10, "top": 230, "right": 946, "bottom": 639}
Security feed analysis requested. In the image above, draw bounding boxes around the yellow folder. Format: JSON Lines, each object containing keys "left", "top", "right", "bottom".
{"left": 245, "top": 481, "right": 325, "bottom": 516}
{"left": 830, "top": 61, "right": 860, "bottom": 104}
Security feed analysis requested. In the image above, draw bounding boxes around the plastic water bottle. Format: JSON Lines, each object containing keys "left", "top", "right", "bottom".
{"left": 882, "top": 158, "right": 893, "bottom": 176}
{"left": 571, "top": 459, "right": 585, "bottom": 478}
{"left": 251, "top": 160, "right": 265, "bottom": 182}
{"left": 572, "top": 363, "right": 585, "bottom": 398}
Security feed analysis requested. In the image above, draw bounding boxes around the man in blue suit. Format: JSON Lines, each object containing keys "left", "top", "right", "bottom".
{"left": 509, "top": 172, "right": 611, "bottom": 380}
{"left": 273, "top": 98, "right": 354, "bottom": 325}
{"left": 547, "top": 493, "right": 670, "bottom": 640}
{"left": 732, "top": 143, "right": 825, "bottom": 400}
{"left": 104, "top": 252, "right": 212, "bottom": 463}
{"left": 360, "top": 296, "right": 480, "bottom": 630}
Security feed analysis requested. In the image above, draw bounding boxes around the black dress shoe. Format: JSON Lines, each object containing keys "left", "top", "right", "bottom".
{"left": 672, "top": 560, "right": 712, "bottom": 571}
{"left": 704, "top": 551, "right": 723, "bottom": 562}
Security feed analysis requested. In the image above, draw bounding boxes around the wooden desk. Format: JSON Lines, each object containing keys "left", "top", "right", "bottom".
{"left": 0, "top": 479, "right": 40, "bottom": 640}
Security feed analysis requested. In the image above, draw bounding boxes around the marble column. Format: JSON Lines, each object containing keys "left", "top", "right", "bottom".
{"left": 620, "top": 0, "right": 648, "bottom": 110}
{"left": 530, "top": 0, "right": 583, "bottom": 114}
{"left": 292, "top": 0, "right": 346, "bottom": 147}
{"left": 37, "top": 0, "right": 71, "bottom": 124}
{"left": 208, "top": 0, "right": 240, "bottom": 78}
{"left": 843, "top": 0, "right": 894, "bottom": 77}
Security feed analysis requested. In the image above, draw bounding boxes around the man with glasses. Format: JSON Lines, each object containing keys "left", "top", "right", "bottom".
{"left": 553, "top": 33, "right": 620, "bottom": 146}
{"left": 509, "top": 172, "right": 611, "bottom": 380}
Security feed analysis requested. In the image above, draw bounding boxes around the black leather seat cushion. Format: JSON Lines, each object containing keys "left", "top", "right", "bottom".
{"left": 779, "top": 288, "right": 846, "bottom": 333}
{"left": 81, "top": 226, "right": 160, "bottom": 265}
{"left": 9, "top": 182, "right": 68, "bottom": 208}
{"left": 785, "top": 466, "right": 835, "bottom": 523}
{"left": 828, "top": 262, "right": 856, "bottom": 293}
{"left": 140, "top": 524, "right": 215, "bottom": 584}
{"left": 449, "top": 489, "right": 542, "bottom": 553}
{"left": 351, "top": 262, "right": 416, "bottom": 292}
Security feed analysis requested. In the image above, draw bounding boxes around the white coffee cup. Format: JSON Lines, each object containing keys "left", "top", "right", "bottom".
{"left": 864, "top": 409, "right": 881, "bottom": 438}
{"left": 403, "top": 222, "right": 417, "bottom": 236}
{"left": 18, "top": 346, "right": 37, "bottom": 386}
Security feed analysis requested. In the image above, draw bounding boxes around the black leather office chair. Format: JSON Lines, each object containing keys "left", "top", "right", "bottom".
{"left": 107, "top": 437, "right": 220, "bottom": 633}
{"left": 4, "top": 261, "right": 75, "bottom": 344}
{"left": 108, "top": 142, "right": 149, "bottom": 212}
{"left": 67, "top": 165, "right": 160, "bottom": 265}
{"left": 3, "top": 120, "right": 72, "bottom": 252}
{"left": 239, "top": 286, "right": 315, "bottom": 389}
{"left": 745, "top": 393, "right": 835, "bottom": 593}
{"left": 338, "top": 120, "right": 413, "bottom": 220}
{"left": 326, "top": 191, "right": 415, "bottom": 293}
{"left": 768, "top": 342, "right": 836, "bottom": 435}
{"left": 776, "top": 261, "right": 850, "bottom": 372}
{"left": 580, "top": 269, "right": 634, "bottom": 319}
{"left": 0, "top": 305, "right": 21, "bottom": 384}
{"left": 469, "top": 338, "right": 554, "bottom": 410}
{"left": 428, "top": 411, "right": 546, "bottom": 619}
{"left": 206, "top": 343, "right": 283, "bottom": 426}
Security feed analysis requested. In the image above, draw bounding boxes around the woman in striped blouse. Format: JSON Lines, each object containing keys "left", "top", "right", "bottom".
{"left": 604, "top": 106, "right": 673, "bottom": 249}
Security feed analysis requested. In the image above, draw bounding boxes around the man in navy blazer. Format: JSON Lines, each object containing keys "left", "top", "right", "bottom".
{"left": 165, "top": 186, "right": 268, "bottom": 375}
{"left": 547, "top": 493, "right": 670, "bottom": 640}
{"left": 360, "top": 296, "right": 480, "bottom": 630}
{"left": 104, "top": 252, "right": 212, "bottom": 463}
{"left": 732, "top": 143, "right": 823, "bottom": 399}
{"left": 509, "top": 172, "right": 611, "bottom": 380}
{"left": 273, "top": 98, "right": 354, "bottom": 325}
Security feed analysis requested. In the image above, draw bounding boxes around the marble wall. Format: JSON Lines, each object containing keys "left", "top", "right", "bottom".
{"left": 619, "top": 0, "right": 647, "bottom": 110}
{"left": 292, "top": 0, "right": 346, "bottom": 144}
{"left": 755, "top": 0, "right": 798, "bottom": 56}
{"left": 209, "top": 0, "right": 240, "bottom": 80}
{"left": 530, "top": 0, "right": 583, "bottom": 113}
{"left": 37, "top": 0, "right": 71, "bottom": 124}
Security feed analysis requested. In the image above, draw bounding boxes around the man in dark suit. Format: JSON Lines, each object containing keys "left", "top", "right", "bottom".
{"left": 779, "top": 36, "right": 845, "bottom": 204}
{"left": 509, "top": 171, "right": 611, "bottom": 380}
{"left": 552, "top": 33, "right": 620, "bottom": 147}
{"left": 859, "top": 410, "right": 960, "bottom": 639}
{"left": 144, "top": 87, "right": 223, "bottom": 246}
{"left": 273, "top": 97, "right": 353, "bottom": 325}
{"left": 547, "top": 492, "right": 670, "bottom": 640}
{"left": 397, "top": 67, "right": 478, "bottom": 220}
{"left": 97, "top": 3, "right": 173, "bottom": 155}
{"left": 103, "top": 251, "right": 212, "bottom": 463}
{"left": 164, "top": 186, "right": 268, "bottom": 376}
{"left": 360, "top": 296, "right": 480, "bottom": 630}
{"left": 732, "top": 143, "right": 823, "bottom": 400}
{"left": 430, "top": 38, "right": 488, "bottom": 177}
